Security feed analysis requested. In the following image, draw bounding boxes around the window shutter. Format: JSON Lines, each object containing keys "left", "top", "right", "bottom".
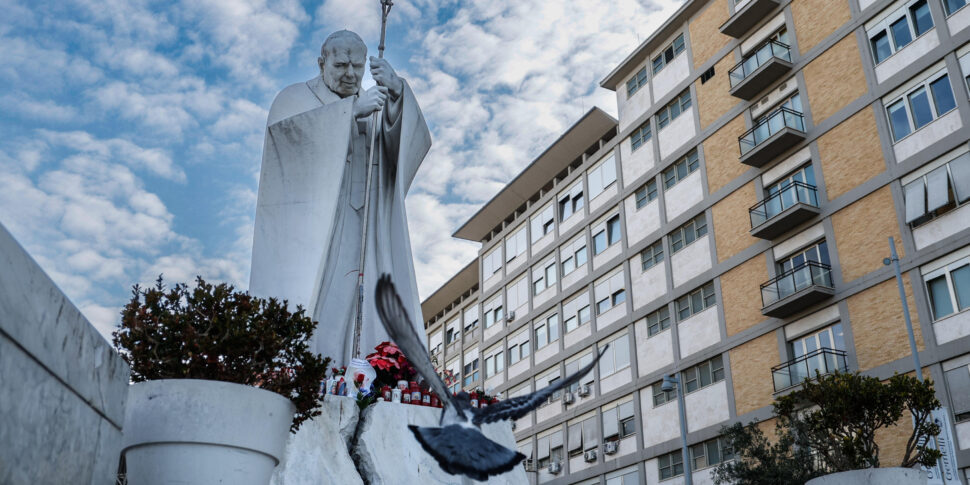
{"left": 904, "top": 179, "right": 926, "bottom": 223}
{"left": 949, "top": 153, "right": 970, "bottom": 202}
{"left": 582, "top": 418, "right": 598, "bottom": 450}
{"left": 926, "top": 165, "right": 951, "bottom": 212}
{"left": 537, "top": 436, "right": 550, "bottom": 460}
{"left": 944, "top": 366, "right": 970, "bottom": 416}
{"left": 602, "top": 407, "right": 619, "bottom": 438}
{"left": 549, "top": 430, "right": 563, "bottom": 450}
{"left": 568, "top": 423, "right": 583, "bottom": 453}
{"left": 619, "top": 401, "right": 635, "bottom": 420}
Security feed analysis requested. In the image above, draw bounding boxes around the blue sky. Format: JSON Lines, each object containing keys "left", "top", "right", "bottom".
{"left": 0, "top": 0, "right": 683, "bottom": 340}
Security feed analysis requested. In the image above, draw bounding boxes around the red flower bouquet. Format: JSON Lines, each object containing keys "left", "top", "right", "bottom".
{"left": 365, "top": 341, "right": 417, "bottom": 385}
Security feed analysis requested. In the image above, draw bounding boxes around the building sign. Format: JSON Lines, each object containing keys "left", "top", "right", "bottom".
{"left": 922, "top": 407, "right": 959, "bottom": 485}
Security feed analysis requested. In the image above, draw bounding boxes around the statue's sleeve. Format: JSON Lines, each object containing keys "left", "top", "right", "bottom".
{"left": 381, "top": 79, "right": 431, "bottom": 193}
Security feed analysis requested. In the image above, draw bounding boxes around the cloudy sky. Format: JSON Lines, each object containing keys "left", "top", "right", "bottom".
{"left": 0, "top": 0, "right": 684, "bottom": 341}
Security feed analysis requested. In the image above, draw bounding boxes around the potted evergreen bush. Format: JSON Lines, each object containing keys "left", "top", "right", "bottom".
{"left": 113, "top": 277, "right": 330, "bottom": 485}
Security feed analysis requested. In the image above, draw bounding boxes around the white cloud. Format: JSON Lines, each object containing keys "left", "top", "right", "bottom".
{"left": 38, "top": 129, "right": 186, "bottom": 182}
{"left": 0, "top": 94, "right": 78, "bottom": 123}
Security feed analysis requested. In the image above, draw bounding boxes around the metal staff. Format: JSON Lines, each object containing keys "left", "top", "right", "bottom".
{"left": 352, "top": 0, "right": 394, "bottom": 359}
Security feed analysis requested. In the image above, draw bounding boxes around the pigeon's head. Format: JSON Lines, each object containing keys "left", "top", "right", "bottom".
{"left": 454, "top": 391, "right": 474, "bottom": 413}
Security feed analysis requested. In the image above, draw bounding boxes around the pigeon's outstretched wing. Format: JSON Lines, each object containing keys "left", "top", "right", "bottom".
{"left": 375, "top": 275, "right": 460, "bottom": 413}
{"left": 471, "top": 346, "right": 608, "bottom": 426}
{"left": 409, "top": 424, "right": 526, "bottom": 481}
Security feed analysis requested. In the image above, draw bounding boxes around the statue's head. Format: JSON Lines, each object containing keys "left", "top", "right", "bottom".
{"left": 318, "top": 30, "right": 367, "bottom": 98}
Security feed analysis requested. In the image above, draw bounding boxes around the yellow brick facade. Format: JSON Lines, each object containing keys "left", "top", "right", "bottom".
{"left": 831, "top": 186, "right": 904, "bottom": 283}
{"left": 722, "top": 255, "right": 768, "bottom": 336}
{"left": 704, "top": 115, "right": 746, "bottom": 194}
{"left": 817, "top": 108, "right": 886, "bottom": 201}
{"left": 689, "top": 0, "right": 731, "bottom": 68}
{"left": 731, "top": 332, "right": 779, "bottom": 415}
{"left": 848, "top": 277, "right": 925, "bottom": 371}
{"left": 712, "top": 181, "right": 757, "bottom": 263}
{"left": 791, "top": 0, "right": 851, "bottom": 55}
{"left": 696, "top": 53, "right": 739, "bottom": 129}
{"left": 803, "top": 35, "right": 868, "bottom": 124}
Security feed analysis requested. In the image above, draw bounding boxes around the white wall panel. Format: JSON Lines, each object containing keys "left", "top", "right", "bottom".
{"left": 678, "top": 306, "right": 720, "bottom": 358}
{"left": 664, "top": 171, "right": 704, "bottom": 221}
{"left": 671, "top": 235, "right": 712, "bottom": 288}
{"left": 625, "top": 195, "right": 662, "bottom": 247}
{"left": 893, "top": 110, "right": 962, "bottom": 163}
{"left": 659, "top": 108, "right": 697, "bottom": 160}
{"left": 685, "top": 380, "right": 730, "bottom": 433}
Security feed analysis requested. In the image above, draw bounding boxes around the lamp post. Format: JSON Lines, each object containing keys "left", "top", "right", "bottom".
{"left": 663, "top": 374, "right": 692, "bottom": 485}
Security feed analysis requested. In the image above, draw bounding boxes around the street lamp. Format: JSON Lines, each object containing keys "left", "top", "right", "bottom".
{"left": 662, "top": 374, "right": 692, "bottom": 485}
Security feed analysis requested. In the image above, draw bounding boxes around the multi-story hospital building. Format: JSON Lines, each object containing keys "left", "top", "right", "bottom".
{"left": 420, "top": 0, "right": 970, "bottom": 482}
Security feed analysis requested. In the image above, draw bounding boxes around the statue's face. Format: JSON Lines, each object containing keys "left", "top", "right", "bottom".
{"left": 320, "top": 37, "right": 366, "bottom": 98}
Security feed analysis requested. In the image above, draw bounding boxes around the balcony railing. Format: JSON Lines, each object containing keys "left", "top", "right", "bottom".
{"left": 749, "top": 181, "right": 820, "bottom": 239}
{"left": 771, "top": 347, "right": 848, "bottom": 392}
{"left": 761, "top": 261, "right": 834, "bottom": 317}
{"left": 729, "top": 39, "right": 792, "bottom": 89}
{"left": 740, "top": 107, "right": 805, "bottom": 156}
{"left": 720, "top": 0, "right": 781, "bottom": 38}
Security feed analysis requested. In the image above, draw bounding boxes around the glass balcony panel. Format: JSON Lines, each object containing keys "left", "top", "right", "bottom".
{"left": 729, "top": 40, "right": 792, "bottom": 88}
{"left": 739, "top": 108, "right": 804, "bottom": 156}
{"left": 771, "top": 348, "right": 848, "bottom": 392}
{"left": 761, "top": 261, "right": 833, "bottom": 308}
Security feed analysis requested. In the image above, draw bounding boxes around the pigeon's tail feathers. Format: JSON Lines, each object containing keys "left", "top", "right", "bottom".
{"left": 408, "top": 424, "right": 526, "bottom": 481}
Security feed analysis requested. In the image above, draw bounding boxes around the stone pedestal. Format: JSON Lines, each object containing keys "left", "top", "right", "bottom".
{"left": 271, "top": 397, "right": 528, "bottom": 485}
{"left": 0, "top": 222, "right": 130, "bottom": 485}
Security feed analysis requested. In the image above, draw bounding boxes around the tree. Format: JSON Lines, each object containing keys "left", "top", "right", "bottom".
{"left": 714, "top": 371, "right": 941, "bottom": 485}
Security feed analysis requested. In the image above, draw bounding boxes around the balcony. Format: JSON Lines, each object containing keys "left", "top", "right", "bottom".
{"left": 729, "top": 40, "right": 793, "bottom": 100}
{"left": 772, "top": 347, "right": 848, "bottom": 392}
{"left": 749, "top": 181, "right": 820, "bottom": 239}
{"left": 720, "top": 0, "right": 780, "bottom": 38}
{"left": 761, "top": 261, "right": 834, "bottom": 318}
{"left": 739, "top": 107, "right": 806, "bottom": 168}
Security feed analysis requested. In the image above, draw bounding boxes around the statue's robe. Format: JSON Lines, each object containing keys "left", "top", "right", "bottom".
{"left": 250, "top": 75, "right": 431, "bottom": 365}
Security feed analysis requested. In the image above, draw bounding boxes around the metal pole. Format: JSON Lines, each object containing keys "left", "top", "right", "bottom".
{"left": 666, "top": 375, "right": 693, "bottom": 485}
{"left": 886, "top": 236, "right": 923, "bottom": 381}
{"left": 351, "top": 0, "right": 394, "bottom": 359}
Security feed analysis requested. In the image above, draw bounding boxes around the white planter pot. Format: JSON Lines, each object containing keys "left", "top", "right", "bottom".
{"left": 122, "top": 379, "right": 296, "bottom": 485}
{"left": 806, "top": 468, "right": 928, "bottom": 485}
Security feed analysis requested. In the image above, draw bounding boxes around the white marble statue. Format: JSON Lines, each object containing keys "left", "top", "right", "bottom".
{"left": 250, "top": 30, "right": 431, "bottom": 365}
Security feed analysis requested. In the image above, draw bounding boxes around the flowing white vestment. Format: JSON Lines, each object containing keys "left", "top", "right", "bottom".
{"left": 250, "top": 76, "right": 431, "bottom": 365}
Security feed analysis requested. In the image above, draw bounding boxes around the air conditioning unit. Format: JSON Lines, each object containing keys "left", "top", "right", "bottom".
{"left": 523, "top": 459, "right": 537, "bottom": 472}
{"left": 584, "top": 449, "right": 597, "bottom": 462}
{"left": 604, "top": 440, "right": 619, "bottom": 455}
{"left": 507, "top": 311, "right": 516, "bottom": 322}
{"left": 578, "top": 384, "right": 591, "bottom": 397}
{"left": 548, "top": 461, "right": 562, "bottom": 475}
{"left": 562, "top": 392, "right": 575, "bottom": 405}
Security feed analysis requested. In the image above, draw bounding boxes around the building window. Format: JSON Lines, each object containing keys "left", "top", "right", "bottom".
{"left": 886, "top": 70, "right": 956, "bottom": 141}
{"left": 536, "top": 431, "right": 564, "bottom": 468}
{"left": 561, "top": 236, "right": 588, "bottom": 277}
{"left": 777, "top": 240, "right": 830, "bottom": 274}
{"left": 662, "top": 149, "right": 700, "bottom": 189}
{"left": 531, "top": 204, "right": 555, "bottom": 243}
{"left": 657, "top": 89, "right": 692, "bottom": 130}
{"left": 669, "top": 213, "right": 708, "bottom": 254}
{"left": 535, "top": 314, "right": 560, "bottom": 349}
{"left": 484, "top": 303, "right": 504, "bottom": 328}
{"left": 482, "top": 247, "right": 502, "bottom": 278}
{"left": 563, "top": 292, "right": 591, "bottom": 333}
{"left": 923, "top": 254, "right": 970, "bottom": 321}
{"left": 588, "top": 154, "right": 618, "bottom": 200}
{"left": 606, "top": 469, "right": 638, "bottom": 485}
{"left": 626, "top": 67, "right": 648, "bottom": 97}
{"left": 593, "top": 214, "right": 622, "bottom": 254}
{"left": 446, "top": 323, "right": 458, "bottom": 344}
{"left": 463, "top": 358, "right": 479, "bottom": 386}
{"left": 559, "top": 181, "right": 585, "bottom": 222}
{"left": 658, "top": 449, "right": 685, "bottom": 479}
{"left": 943, "top": 360, "right": 970, "bottom": 422}
{"left": 652, "top": 381, "right": 675, "bottom": 406}
{"left": 944, "top": 0, "right": 969, "bottom": 16}
{"left": 791, "top": 323, "right": 845, "bottom": 357}
{"left": 646, "top": 306, "right": 671, "bottom": 337}
{"left": 652, "top": 33, "right": 686, "bottom": 74}
{"left": 565, "top": 352, "right": 595, "bottom": 393}
{"left": 631, "top": 120, "right": 652, "bottom": 152}
{"left": 640, "top": 240, "right": 665, "bottom": 271}
{"left": 505, "top": 225, "right": 528, "bottom": 263}
{"left": 868, "top": 0, "right": 933, "bottom": 64}
{"left": 508, "top": 332, "right": 531, "bottom": 365}
{"left": 689, "top": 437, "right": 736, "bottom": 471}
{"left": 462, "top": 305, "right": 479, "bottom": 334}
{"left": 903, "top": 152, "right": 970, "bottom": 227}
{"left": 675, "top": 282, "right": 716, "bottom": 321}
{"left": 533, "top": 259, "right": 557, "bottom": 295}
{"left": 595, "top": 270, "right": 626, "bottom": 316}
{"left": 598, "top": 333, "right": 631, "bottom": 377}
{"left": 635, "top": 179, "right": 658, "bottom": 208}
{"left": 568, "top": 417, "right": 599, "bottom": 455}
{"left": 484, "top": 350, "right": 504, "bottom": 378}
{"left": 506, "top": 276, "right": 528, "bottom": 313}
{"left": 683, "top": 355, "right": 725, "bottom": 393}
{"left": 602, "top": 400, "right": 636, "bottom": 442}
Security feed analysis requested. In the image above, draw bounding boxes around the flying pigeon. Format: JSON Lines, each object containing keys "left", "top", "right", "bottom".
{"left": 375, "top": 274, "right": 607, "bottom": 481}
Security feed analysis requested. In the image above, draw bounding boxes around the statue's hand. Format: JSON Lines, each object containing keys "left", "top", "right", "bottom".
{"left": 370, "top": 57, "right": 403, "bottom": 100}
{"left": 355, "top": 86, "right": 388, "bottom": 119}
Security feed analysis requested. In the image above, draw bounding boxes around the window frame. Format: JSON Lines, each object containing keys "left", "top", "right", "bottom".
{"left": 662, "top": 149, "right": 700, "bottom": 190}
{"left": 675, "top": 282, "right": 716, "bottom": 322}
{"left": 682, "top": 355, "right": 725, "bottom": 394}
{"left": 657, "top": 90, "right": 693, "bottom": 130}
{"left": 885, "top": 69, "right": 956, "bottom": 142}
{"left": 669, "top": 213, "right": 708, "bottom": 254}
{"left": 630, "top": 120, "right": 652, "bottom": 152}
{"left": 646, "top": 305, "right": 671, "bottom": 337}
{"left": 651, "top": 33, "right": 686, "bottom": 75}
{"left": 640, "top": 240, "right": 665, "bottom": 271}
{"left": 635, "top": 178, "right": 659, "bottom": 209}
{"left": 866, "top": 0, "right": 934, "bottom": 65}
{"left": 923, "top": 254, "right": 970, "bottom": 321}
{"left": 626, "top": 67, "right": 648, "bottom": 97}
